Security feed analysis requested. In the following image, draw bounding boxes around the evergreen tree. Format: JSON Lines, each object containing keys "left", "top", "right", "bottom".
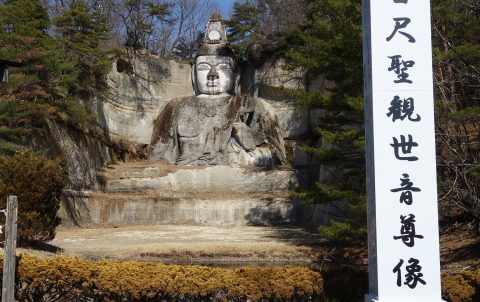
{"left": 0, "top": 0, "right": 56, "bottom": 153}
{"left": 0, "top": 0, "right": 55, "bottom": 100}
{"left": 227, "top": 1, "right": 259, "bottom": 60}
{"left": 227, "top": 0, "right": 365, "bottom": 241}
{"left": 54, "top": 0, "right": 112, "bottom": 98}
{"left": 285, "top": 0, "right": 365, "bottom": 241}
{"left": 0, "top": 0, "right": 113, "bottom": 154}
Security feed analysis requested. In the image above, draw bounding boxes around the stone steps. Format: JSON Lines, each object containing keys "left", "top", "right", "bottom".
{"left": 60, "top": 162, "right": 302, "bottom": 227}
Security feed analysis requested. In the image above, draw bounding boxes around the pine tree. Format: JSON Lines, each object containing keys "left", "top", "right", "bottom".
{"left": 119, "top": 0, "right": 172, "bottom": 50}
{"left": 54, "top": 0, "right": 112, "bottom": 98}
{"left": 227, "top": 0, "right": 365, "bottom": 240}
{"left": 285, "top": 0, "right": 365, "bottom": 241}
{"left": 0, "top": 0, "right": 55, "bottom": 100}
{"left": 0, "top": 0, "right": 55, "bottom": 153}
{"left": 0, "top": 0, "right": 113, "bottom": 154}
{"left": 226, "top": 1, "right": 260, "bottom": 60}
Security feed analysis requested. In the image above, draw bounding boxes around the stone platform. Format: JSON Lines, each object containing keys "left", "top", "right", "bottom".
{"left": 59, "top": 162, "right": 303, "bottom": 227}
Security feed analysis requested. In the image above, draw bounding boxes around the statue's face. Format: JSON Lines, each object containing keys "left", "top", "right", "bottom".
{"left": 195, "top": 55, "right": 234, "bottom": 95}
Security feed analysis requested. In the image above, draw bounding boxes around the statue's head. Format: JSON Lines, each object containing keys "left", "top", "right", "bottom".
{"left": 193, "top": 13, "right": 236, "bottom": 96}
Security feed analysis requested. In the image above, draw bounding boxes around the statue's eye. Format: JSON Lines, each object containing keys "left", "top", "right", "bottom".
{"left": 197, "top": 63, "right": 210, "bottom": 71}
{"left": 217, "top": 64, "right": 231, "bottom": 71}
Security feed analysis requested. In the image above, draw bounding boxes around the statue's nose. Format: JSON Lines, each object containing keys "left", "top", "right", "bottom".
{"left": 207, "top": 67, "right": 219, "bottom": 80}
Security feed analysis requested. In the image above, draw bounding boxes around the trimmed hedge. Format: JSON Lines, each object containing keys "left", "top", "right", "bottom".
{"left": 7, "top": 255, "right": 324, "bottom": 302}
{"left": 442, "top": 269, "right": 480, "bottom": 302}
{"left": 3, "top": 254, "right": 478, "bottom": 301}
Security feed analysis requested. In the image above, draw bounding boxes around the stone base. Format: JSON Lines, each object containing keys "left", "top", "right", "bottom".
{"left": 60, "top": 192, "right": 294, "bottom": 227}
{"left": 365, "top": 294, "right": 446, "bottom": 302}
{"left": 59, "top": 163, "right": 345, "bottom": 229}
{"left": 101, "top": 164, "right": 299, "bottom": 193}
{"left": 60, "top": 163, "right": 301, "bottom": 227}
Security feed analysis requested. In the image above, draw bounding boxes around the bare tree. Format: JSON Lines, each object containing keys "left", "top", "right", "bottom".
{"left": 228, "top": 0, "right": 307, "bottom": 60}
{"left": 154, "top": 0, "right": 219, "bottom": 59}
{"left": 432, "top": 0, "right": 480, "bottom": 231}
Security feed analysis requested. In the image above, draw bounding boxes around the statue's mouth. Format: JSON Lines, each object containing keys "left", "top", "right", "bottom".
{"left": 206, "top": 82, "right": 217, "bottom": 87}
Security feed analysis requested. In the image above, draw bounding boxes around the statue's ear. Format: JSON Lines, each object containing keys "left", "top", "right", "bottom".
{"left": 234, "top": 71, "right": 241, "bottom": 95}
{"left": 191, "top": 64, "right": 198, "bottom": 95}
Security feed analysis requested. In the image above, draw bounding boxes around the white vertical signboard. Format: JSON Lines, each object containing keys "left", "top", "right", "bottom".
{"left": 363, "top": 0, "right": 444, "bottom": 301}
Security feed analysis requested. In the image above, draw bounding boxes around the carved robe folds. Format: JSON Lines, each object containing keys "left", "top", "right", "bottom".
{"left": 149, "top": 95, "right": 286, "bottom": 166}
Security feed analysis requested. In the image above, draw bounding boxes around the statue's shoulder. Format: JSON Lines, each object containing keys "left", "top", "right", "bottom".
{"left": 164, "top": 95, "right": 196, "bottom": 107}
{"left": 159, "top": 96, "right": 197, "bottom": 115}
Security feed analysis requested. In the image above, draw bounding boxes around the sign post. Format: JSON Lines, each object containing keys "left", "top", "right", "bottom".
{"left": 362, "top": 0, "right": 444, "bottom": 301}
{"left": 2, "top": 196, "right": 18, "bottom": 302}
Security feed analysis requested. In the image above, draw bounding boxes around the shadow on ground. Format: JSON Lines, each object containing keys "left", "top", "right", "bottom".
{"left": 24, "top": 241, "right": 64, "bottom": 253}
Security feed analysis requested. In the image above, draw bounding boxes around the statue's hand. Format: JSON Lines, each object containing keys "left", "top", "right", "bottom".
{"left": 231, "top": 122, "right": 266, "bottom": 151}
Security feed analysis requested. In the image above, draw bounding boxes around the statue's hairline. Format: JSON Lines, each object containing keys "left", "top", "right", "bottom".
{"left": 195, "top": 55, "right": 235, "bottom": 64}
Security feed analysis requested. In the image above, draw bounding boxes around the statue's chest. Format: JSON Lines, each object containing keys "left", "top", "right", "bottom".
{"left": 177, "top": 102, "right": 234, "bottom": 138}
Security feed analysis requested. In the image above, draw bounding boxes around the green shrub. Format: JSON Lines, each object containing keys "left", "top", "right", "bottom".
{"left": 0, "top": 150, "right": 68, "bottom": 244}
{"left": 2, "top": 254, "right": 324, "bottom": 302}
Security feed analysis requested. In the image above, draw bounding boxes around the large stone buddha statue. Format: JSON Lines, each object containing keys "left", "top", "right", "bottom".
{"left": 149, "top": 13, "right": 286, "bottom": 166}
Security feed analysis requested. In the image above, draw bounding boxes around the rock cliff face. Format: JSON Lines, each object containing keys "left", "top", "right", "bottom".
{"left": 28, "top": 119, "right": 111, "bottom": 191}
{"left": 105, "top": 55, "right": 194, "bottom": 144}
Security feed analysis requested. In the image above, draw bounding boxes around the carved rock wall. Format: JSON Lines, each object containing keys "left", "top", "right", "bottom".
{"left": 106, "top": 55, "right": 194, "bottom": 144}
{"left": 59, "top": 163, "right": 299, "bottom": 227}
{"left": 105, "top": 55, "right": 320, "bottom": 147}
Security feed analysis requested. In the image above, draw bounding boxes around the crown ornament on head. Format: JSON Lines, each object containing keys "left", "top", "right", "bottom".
{"left": 196, "top": 13, "right": 235, "bottom": 59}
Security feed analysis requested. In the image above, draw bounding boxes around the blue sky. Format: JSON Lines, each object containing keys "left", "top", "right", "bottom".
{"left": 217, "top": 0, "right": 237, "bottom": 17}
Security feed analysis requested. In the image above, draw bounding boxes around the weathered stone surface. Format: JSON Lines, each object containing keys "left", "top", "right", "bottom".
{"left": 59, "top": 162, "right": 342, "bottom": 229}
{"left": 28, "top": 119, "right": 111, "bottom": 191}
{"left": 255, "top": 58, "right": 305, "bottom": 90}
{"left": 246, "top": 58, "right": 328, "bottom": 139}
{"left": 101, "top": 163, "right": 298, "bottom": 193}
{"left": 106, "top": 56, "right": 194, "bottom": 144}
{"left": 62, "top": 192, "right": 293, "bottom": 227}
{"left": 59, "top": 163, "right": 299, "bottom": 226}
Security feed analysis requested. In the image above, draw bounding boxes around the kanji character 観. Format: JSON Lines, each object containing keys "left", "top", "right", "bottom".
{"left": 386, "top": 96, "right": 421, "bottom": 122}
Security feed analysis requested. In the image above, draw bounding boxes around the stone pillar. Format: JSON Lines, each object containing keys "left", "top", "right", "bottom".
{"left": 362, "top": 0, "right": 444, "bottom": 301}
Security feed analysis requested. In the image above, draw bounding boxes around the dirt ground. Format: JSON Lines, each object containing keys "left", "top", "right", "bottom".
{"left": 17, "top": 225, "right": 324, "bottom": 266}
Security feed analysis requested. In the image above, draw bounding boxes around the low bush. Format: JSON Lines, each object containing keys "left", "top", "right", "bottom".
{"left": 0, "top": 150, "right": 67, "bottom": 244}
{"left": 314, "top": 265, "right": 480, "bottom": 302}
{"left": 2, "top": 255, "right": 324, "bottom": 302}
{"left": 442, "top": 269, "right": 480, "bottom": 302}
